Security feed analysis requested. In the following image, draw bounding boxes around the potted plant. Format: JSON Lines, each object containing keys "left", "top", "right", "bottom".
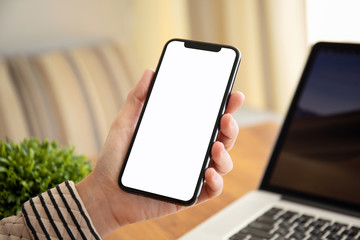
{"left": 0, "top": 138, "right": 92, "bottom": 219}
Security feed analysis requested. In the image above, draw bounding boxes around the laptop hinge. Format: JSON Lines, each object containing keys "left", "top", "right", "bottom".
{"left": 281, "top": 195, "right": 360, "bottom": 218}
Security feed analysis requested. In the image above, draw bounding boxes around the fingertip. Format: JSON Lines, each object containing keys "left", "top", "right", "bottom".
{"left": 212, "top": 141, "right": 225, "bottom": 160}
{"left": 221, "top": 113, "right": 233, "bottom": 128}
{"left": 197, "top": 168, "right": 224, "bottom": 204}
{"left": 204, "top": 168, "right": 223, "bottom": 197}
{"left": 131, "top": 69, "right": 154, "bottom": 102}
{"left": 145, "top": 68, "right": 155, "bottom": 75}
{"left": 238, "top": 91, "right": 245, "bottom": 101}
{"left": 219, "top": 113, "right": 239, "bottom": 150}
{"left": 233, "top": 91, "right": 245, "bottom": 104}
{"left": 142, "top": 69, "right": 155, "bottom": 83}
{"left": 211, "top": 140, "right": 233, "bottom": 175}
{"left": 226, "top": 91, "right": 245, "bottom": 114}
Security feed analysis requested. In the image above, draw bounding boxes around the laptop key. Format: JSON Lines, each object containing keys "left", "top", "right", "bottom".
{"left": 264, "top": 207, "right": 283, "bottom": 218}
{"left": 279, "top": 211, "right": 297, "bottom": 220}
{"left": 248, "top": 237, "right": 265, "bottom": 240}
{"left": 311, "top": 219, "right": 330, "bottom": 229}
{"left": 240, "top": 227, "right": 273, "bottom": 239}
{"left": 341, "top": 228, "right": 359, "bottom": 238}
{"left": 229, "top": 232, "right": 248, "bottom": 240}
{"left": 326, "top": 222, "right": 346, "bottom": 233}
{"left": 310, "top": 228, "right": 326, "bottom": 237}
{"left": 294, "top": 224, "right": 309, "bottom": 233}
{"left": 294, "top": 214, "right": 314, "bottom": 224}
{"left": 248, "top": 222, "right": 273, "bottom": 232}
{"left": 348, "top": 226, "right": 360, "bottom": 236}
{"left": 307, "top": 236, "right": 322, "bottom": 240}
{"left": 275, "top": 227, "right": 288, "bottom": 236}
{"left": 289, "top": 232, "right": 305, "bottom": 240}
{"left": 274, "top": 236, "right": 289, "bottom": 240}
{"left": 326, "top": 233, "right": 342, "bottom": 240}
{"left": 339, "top": 229, "right": 351, "bottom": 238}
{"left": 256, "top": 215, "right": 278, "bottom": 224}
{"left": 344, "top": 237, "right": 355, "bottom": 240}
{"left": 279, "top": 221, "right": 292, "bottom": 229}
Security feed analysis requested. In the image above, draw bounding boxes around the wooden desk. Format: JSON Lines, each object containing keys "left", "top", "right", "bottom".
{"left": 104, "top": 122, "right": 280, "bottom": 240}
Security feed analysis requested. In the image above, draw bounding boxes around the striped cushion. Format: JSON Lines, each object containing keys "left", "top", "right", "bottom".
{"left": 0, "top": 41, "right": 137, "bottom": 156}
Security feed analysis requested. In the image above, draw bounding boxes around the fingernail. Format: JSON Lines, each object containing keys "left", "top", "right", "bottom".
{"left": 240, "top": 92, "right": 245, "bottom": 101}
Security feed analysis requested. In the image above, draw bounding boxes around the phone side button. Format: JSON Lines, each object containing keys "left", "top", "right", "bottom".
{"left": 214, "top": 128, "right": 219, "bottom": 139}
{"left": 204, "top": 156, "right": 211, "bottom": 169}
{"left": 197, "top": 181, "right": 203, "bottom": 198}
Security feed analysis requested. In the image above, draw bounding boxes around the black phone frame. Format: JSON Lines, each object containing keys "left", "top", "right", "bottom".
{"left": 118, "top": 38, "right": 241, "bottom": 206}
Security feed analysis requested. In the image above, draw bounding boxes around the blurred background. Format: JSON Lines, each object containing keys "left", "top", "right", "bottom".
{"left": 1, "top": 0, "right": 360, "bottom": 155}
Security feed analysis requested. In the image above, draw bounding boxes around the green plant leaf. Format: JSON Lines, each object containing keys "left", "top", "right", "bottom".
{"left": 0, "top": 138, "right": 92, "bottom": 219}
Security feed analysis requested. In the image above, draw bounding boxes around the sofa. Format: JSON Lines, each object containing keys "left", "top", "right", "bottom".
{"left": 0, "top": 41, "right": 139, "bottom": 156}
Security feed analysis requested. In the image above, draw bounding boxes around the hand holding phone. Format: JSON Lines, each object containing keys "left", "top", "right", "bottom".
{"left": 76, "top": 66, "right": 244, "bottom": 236}
{"left": 118, "top": 39, "right": 241, "bottom": 205}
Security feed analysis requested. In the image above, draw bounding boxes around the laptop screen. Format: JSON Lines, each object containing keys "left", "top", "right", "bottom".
{"left": 262, "top": 42, "right": 360, "bottom": 211}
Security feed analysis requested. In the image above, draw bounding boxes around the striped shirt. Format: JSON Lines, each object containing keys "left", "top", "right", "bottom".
{"left": 0, "top": 181, "right": 101, "bottom": 240}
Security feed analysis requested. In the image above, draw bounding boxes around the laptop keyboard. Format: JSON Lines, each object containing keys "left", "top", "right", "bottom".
{"left": 229, "top": 207, "right": 360, "bottom": 240}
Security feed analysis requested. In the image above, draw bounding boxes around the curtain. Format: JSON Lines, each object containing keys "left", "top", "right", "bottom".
{"left": 185, "top": 0, "right": 308, "bottom": 114}
{"left": 0, "top": 0, "right": 308, "bottom": 114}
{"left": 130, "top": 0, "right": 308, "bottom": 114}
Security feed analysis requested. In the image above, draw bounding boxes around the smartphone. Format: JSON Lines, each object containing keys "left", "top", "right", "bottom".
{"left": 118, "top": 39, "right": 241, "bottom": 205}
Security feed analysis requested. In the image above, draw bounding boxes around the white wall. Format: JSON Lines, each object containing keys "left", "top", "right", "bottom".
{"left": 0, "top": 0, "right": 132, "bottom": 54}
{"left": 0, "top": 0, "right": 190, "bottom": 72}
{"left": 306, "top": 0, "right": 360, "bottom": 44}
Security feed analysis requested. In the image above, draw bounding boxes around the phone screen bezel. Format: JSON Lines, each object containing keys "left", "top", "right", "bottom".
{"left": 118, "top": 38, "right": 241, "bottom": 205}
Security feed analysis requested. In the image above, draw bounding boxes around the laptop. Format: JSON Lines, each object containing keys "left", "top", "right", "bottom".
{"left": 180, "top": 42, "right": 360, "bottom": 240}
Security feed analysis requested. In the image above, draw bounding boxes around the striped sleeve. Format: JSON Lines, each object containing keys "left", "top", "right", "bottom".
{"left": 22, "top": 181, "right": 101, "bottom": 240}
{"left": 0, "top": 212, "right": 32, "bottom": 239}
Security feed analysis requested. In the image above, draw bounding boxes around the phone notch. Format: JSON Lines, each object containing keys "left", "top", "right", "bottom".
{"left": 184, "top": 41, "right": 221, "bottom": 52}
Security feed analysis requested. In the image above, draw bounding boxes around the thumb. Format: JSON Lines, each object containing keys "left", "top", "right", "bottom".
{"left": 112, "top": 69, "right": 154, "bottom": 130}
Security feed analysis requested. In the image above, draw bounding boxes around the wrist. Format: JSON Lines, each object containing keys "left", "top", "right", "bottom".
{"left": 76, "top": 172, "right": 119, "bottom": 237}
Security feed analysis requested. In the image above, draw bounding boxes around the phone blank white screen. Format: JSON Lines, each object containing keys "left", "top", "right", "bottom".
{"left": 121, "top": 40, "right": 236, "bottom": 201}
